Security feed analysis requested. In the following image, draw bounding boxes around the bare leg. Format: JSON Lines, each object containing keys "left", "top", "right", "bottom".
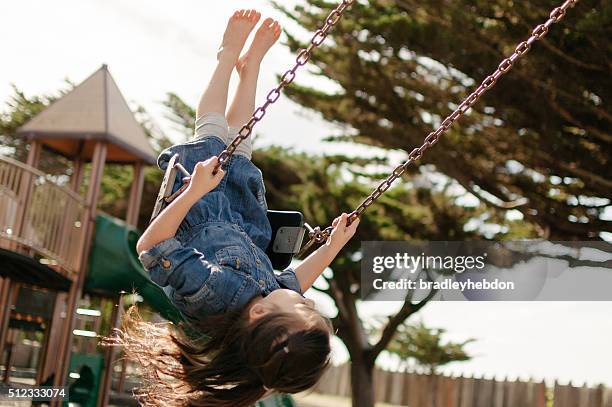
{"left": 196, "top": 9, "right": 261, "bottom": 118}
{"left": 226, "top": 18, "right": 281, "bottom": 129}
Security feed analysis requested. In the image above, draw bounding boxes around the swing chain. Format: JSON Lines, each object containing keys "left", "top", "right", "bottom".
{"left": 214, "top": 0, "right": 356, "bottom": 173}
{"left": 299, "top": 0, "right": 578, "bottom": 251}
{"left": 297, "top": 223, "right": 335, "bottom": 258}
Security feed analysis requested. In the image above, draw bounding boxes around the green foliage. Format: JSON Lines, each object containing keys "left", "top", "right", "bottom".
{"left": 274, "top": 0, "right": 611, "bottom": 240}
{"left": 0, "top": 84, "right": 73, "bottom": 172}
{"left": 96, "top": 104, "right": 173, "bottom": 228}
{"left": 384, "top": 321, "right": 475, "bottom": 374}
{"left": 96, "top": 164, "right": 136, "bottom": 220}
{"left": 163, "top": 92, "right": 197, "bottom": 142}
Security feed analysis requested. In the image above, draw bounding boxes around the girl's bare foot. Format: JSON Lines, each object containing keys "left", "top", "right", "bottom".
{"left": 218, "top": 9, "right": 261, "bottom": 62}
{"left": 236, "top": 17, "right": 281, "bottom": 75}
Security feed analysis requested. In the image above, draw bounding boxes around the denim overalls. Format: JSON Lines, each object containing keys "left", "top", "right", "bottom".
{"left": 138, "top": 112, "right": 302, "bottom": 324}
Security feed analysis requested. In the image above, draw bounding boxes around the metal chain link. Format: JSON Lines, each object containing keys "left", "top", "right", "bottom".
{"left": 213, "top": 0, "right": 356, "bottom": 173}
{"left": 305, "top": 0, "right": 579, "bottom": 247}
{"left": 207, "top": 0, "right": 577, "bottom": 249}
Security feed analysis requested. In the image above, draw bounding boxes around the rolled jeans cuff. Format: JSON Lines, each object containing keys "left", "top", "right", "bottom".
{"left": 195, "top": 112, "right": 228, "bottom": 142}
{"left": 194, "top": 112, "right": 252, "bottom": 160}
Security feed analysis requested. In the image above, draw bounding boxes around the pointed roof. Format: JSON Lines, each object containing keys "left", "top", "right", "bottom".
{"left": 18, "top": 65, "right": 157, "bottom": 164}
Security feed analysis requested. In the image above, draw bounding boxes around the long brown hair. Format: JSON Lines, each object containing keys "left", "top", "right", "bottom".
{"left": 102, "top": 301, "right": 332, "bottom": 407}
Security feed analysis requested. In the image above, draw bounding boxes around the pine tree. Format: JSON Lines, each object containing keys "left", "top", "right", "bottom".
{"left": 267, "top": 1, "right": 610, "bottom": 405}
{"left": 275, "top": 0, "right": 610, "bottom": 240}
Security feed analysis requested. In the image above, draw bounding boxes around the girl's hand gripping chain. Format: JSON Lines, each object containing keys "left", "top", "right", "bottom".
{"left": 293, "top": 212, "right": 360, "bottom": 292}
{"left": 185, "top": 156, "right": 226, "bottom": 200}
{"left": 326, "top": 212, "right": 360, "bottom": 252}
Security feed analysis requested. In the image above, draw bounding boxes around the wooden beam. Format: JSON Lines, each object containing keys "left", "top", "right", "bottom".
{"left": 0, "top": 278, "right": 12, "bottom": 369}
{"left": 1, "top": 283, "right": 20, "bottom": 383}
{"left": 51, "top": 141, "right": 107, "bottom": 406}
{"left": 126, "top": 162, "right": 145, "bottom": 227}
{"left": 26, "top": 140, "right": 42, "bottom": 168}
{"left": 97, "top": 295, "right": 123, "bottom": 407}
{"left": 11, "top": 141, "right": 42, "bottom": 252}
{"left": 70, "top": 158, "right": 85, "bottom": 192}
{"left": 117, "top": 353, "right": 128, "bottom": 393}
{"left": 59, "top": 157, "right": 86, "bottom": 260}
{"left": 36, "top": 291, "right": 63, "bottom": 385}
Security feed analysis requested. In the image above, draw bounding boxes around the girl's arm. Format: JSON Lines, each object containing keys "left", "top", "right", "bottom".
{"left": 136, "top": 157, "right": 225, "bottom": 254}
{"left": 292, "top": 213, "right": 360, "bottom": 292}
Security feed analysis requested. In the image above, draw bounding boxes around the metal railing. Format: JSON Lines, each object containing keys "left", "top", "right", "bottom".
{"left": 0, "top": 155, "right": 86, "bottom": 280}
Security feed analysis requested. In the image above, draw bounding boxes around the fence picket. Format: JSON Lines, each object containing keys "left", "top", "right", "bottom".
{"left": 493, "top": 378, "right": 505, "bottom": 407}
{"left": 313, "top": 365, "right": 609, "bottom": 407}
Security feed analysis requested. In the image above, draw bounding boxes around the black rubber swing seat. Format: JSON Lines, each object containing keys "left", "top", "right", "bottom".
{"left": 265, "top": 210, "right": 305, "bottom": 270}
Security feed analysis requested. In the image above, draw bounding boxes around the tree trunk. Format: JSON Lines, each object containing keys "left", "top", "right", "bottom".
{"left": 350, "top": 354, "right": 375, "bottom": 407}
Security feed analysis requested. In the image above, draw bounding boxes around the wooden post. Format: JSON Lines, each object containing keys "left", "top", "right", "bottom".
{"left": 10, "top": 140, "right": 41, "bottom": 253}
{"left": 37, "top": 292, "right": 67, "bottom": 386}
{"left": 125, "top": 162, "right": 144, "bottom": 226}
{"left": 35, "top": 312, "right": 52, "bottom": 385}
{"left": 70, "top": 158, "right": 85, "bottom": 192}
{"left": 96, "top": 160, "right": 143, "bottom": 405}
{"left": 0, "top": 278, "right": 12, "bottom": 374}
{"left": 25, "top": 140, "right": 42, "bottom": 167}
{"left": 58, "top": 157, "right": 86, "bottom": 271}
{"left": 117, "top": 355, "right": 128, "bottom": 393}
{"left": 97, "top": 295, "right": 123, "bottom": 407}
{"left": 51, "top": 141, "right": 107, "bottom": 407}
{"left": 1, "top": 284, "right": 20, "bottom": 383}
{"left": 2, "top": 343, "right": 13, "bottom": 383}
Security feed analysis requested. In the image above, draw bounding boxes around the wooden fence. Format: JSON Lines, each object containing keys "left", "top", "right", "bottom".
{"left": 554, "top": 382, "right": 612, "bottom": 407}
{"left": 313, "top": 365, "right": 612, "bottom": 407}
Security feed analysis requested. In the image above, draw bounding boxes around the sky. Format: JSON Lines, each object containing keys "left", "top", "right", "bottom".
{"left": 0, "top": 0, "right": 358, "bottom": 155}
{"left": 2, "top": 0, "right": 611, "bottom": 388}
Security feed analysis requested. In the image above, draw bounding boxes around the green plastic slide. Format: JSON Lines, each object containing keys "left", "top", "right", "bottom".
{"left": 86, "top": 213, "right": 184, "bottom": 323}
{"left": 256, "top": 394, "right": 297, "bottom": 407}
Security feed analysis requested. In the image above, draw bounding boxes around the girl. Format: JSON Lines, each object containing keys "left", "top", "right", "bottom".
{"left": 114, "top": 9, "right": 359, "bottom": 407}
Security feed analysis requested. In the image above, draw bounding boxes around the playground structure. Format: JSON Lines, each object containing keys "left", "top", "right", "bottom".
{"left": 0, "top": 65, "right": 295, "bottom": 407}
{"left": 0, "top": 64, "right": 160, "bottom": 406}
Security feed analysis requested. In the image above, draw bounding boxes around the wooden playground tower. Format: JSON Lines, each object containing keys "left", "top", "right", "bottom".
{"left": 0, "top": 65, "right": 157, "bottom": 406}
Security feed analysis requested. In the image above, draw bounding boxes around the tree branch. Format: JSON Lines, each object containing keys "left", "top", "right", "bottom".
{"left": 454, "top": 175, "right": 529, "bottom": 210}
{"left": 328, "top": 278, "right": 350, "bottom": 327}
{"left": 309, "top": 284, "right": 329, "bottom": 295}
{"left": 371, "top": 287, "right": 438, "bottom": 360}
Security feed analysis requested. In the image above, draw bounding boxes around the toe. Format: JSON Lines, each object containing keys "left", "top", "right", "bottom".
{"left": 262, "top": 17, "right": 274, "bottom": 28}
